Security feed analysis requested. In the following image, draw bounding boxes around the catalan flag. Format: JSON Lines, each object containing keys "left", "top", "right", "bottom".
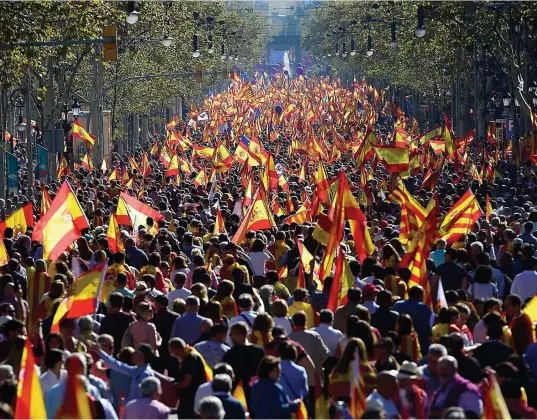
{"left": 350, "top": 347, "right": 367, "bottom": 419}
{"left": 15, "top": 338, "right": 47, "bottom": 419}
{"left": 0, "top": 202, "right": 34, "bottom": 237}
{"left": 235, "top": 83, "right": 255, "bottom": 101}
{"left": 72, "top": 120, "right": 95, "bottom": 146}
{"left": 32, "top": 181, "right": 89, "bottom": 261}
{"left": 439, "top": 189, "right": 482, "bottom": 245}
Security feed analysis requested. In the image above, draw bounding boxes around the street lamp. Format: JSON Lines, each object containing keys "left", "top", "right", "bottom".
{"left": 161, "top": 36, "right": 173, "bottom": 47}
{"left": 342, "top": 41, "right": 347, "bottom": 58}
{"left": 415, "top": 5, "right": 426, "bottom": 38}
{"left": 71, "top": 99, "right": 80, "bottom": 119}
{"left": 366, "top": 34, "right": 374, "bottom": 57}
{"left": 126, "top": 1, "right": 139, "bottom": 24}
{"left": 350, "top": 39, "right": 356, "bottom": 56}
{"left": 503, "top": 96, "right": 511, "bottom": 107}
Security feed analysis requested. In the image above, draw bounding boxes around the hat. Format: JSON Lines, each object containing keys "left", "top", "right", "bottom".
{"left": 134, "top": 282, "right": 149, "bottom": 295}
{"left": 271, "top": 326, "right": 287, "bottom": 339}
{"left": 396, "top": 361, "right": 420, "bottom": 379}
{"left": 363, "top": 283, "right": 380, "bottom": 295}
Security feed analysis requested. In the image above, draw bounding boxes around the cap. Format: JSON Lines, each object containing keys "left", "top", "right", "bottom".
{"left": 134, "top": 281, "right": 149, "bottom": 295}
{"left": 363, "top": 283, "right": 380, "bottom": 295}
{"left": 396, "top": 361, "right": 420, "bottom": 379}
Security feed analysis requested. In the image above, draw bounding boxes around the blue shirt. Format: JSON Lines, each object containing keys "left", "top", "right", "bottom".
{"left": 214, "top": 392, "right": 247, "bottom": 419}
{"left": 278, "top": 360, "right": 308, "bottom": 400}
{"left": 99, "top": 350, "right": 156, "bottom": 401}
{"left": 171, "top": 311, "right": 207, "bottom": 344}
{"left": 393, "top": 299, "right": 433, "bottom": 353}
{"left": 194, "top": 340, "right": 230, "bottom": 368}
{"left": 250, "top": 378, "right": 299, "bottom": 419}
{"left": 429, "top": 250, "right": 446, "bottom": 267}
{"left": 45, "top": 378, "right": 101, "bottom": 419}
{"left": 125, "top": 246, "right": 149, "bottom": 271}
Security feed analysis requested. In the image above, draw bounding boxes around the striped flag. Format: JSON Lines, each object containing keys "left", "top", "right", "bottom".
{"left": 439, "top": 189, "right": 482, "bottom": 245}
{"left": 232, "top": 380, "right": 248, "bottom": 412}
{"left": 15, "top": 338, "right": 47, "bottom": 419}
{"left": 374, "top": 144, "right": 409, "bottom": 173}
{"left": 483, "top": 373, "right": 511, "bottom": 419}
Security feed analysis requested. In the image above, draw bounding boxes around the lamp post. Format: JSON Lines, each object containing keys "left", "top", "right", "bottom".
{"left": 10, "top": 89, "right": 26, "bottom": 153}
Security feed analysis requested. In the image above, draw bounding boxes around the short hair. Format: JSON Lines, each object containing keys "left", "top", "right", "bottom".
{"left": 237, "top": 294, "right": 254, "bottom": 309}
{"left": 211, "top": 374, "right": 232, "bottom": 393}
{"left": 376, "top": 290, "right": 392, "bottom": 307}
{"left": 209, "top": 323, "right": 229, "bottom": 338}
{"left": 257, "top": 355, "right": 281, "bottom": 379}
{"left": 470, "top": 242, "right": 484, "bottom": 254}
{"left": 277, "top": 341, "right": 297, "bottom": 361}
{"left": 438, "top": 355, "right": 458, "bottom": 371}
{"left": 291, "top": 311, "right": 307, "bottom": 327}
{"left": 109, "top": 292, "right": 124, "bottom": 308}
{"left": 44, "top": 349, "right": 64, "bottom": 369}
{"left": 229, "top": 322, "right": 248, "bottom": 337}
{"left": 199, "top": 396, "right": 225, "bottom": 420}
{"left": 506, "top": 294, "right": 522, "bottom": 307}
{"left": 174, "top": 272, "right": 187, "bottom": 286}
{"left": 484, "top": 297, "right": 502, "bottom": 313}
{"left": 185, "top": 295, "right": 200, "bottom": 307}
{"left": 293, "top": 288, "right": 308, "bottom": 302}
{"left": 475, "top": 252, "right": 491, "bottom": 266}
{"left": 319, "top": 309, "right": 333, "bottom": 324}
{"left": 271, "top": 299, "right": 288, "bottom": 317}
{"left": 155, "top": 294, "right": 168, "bottom": 306}
{"left": 140, "top": 377, "right": 161, "bottom": 397}
{"left": 428, "top": 344, "right": 448, "bottom": 358}
{"left": 347, "top": 287, "right": 362, "bottom": 303}
{"left": 168, "top": 337, "right": 187, "bottom": 350}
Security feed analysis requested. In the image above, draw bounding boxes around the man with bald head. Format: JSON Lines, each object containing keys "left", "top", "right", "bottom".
{"left": 428, "top": 355, "right": 483, "bottom": 418}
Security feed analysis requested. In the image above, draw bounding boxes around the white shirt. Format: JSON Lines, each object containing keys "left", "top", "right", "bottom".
{"left": 194, "top": 381, "right": 215, "bottom": 414}
{"left": 312, "top": 324, "right": 344, "bottom": 357}
{"left": 248, "top": 251, "right": 272, "bottom": 276}
{"left": 273, "top": 317, "right": 294, "bottom": 336}
{"left": 40, "top": 369, "right": 67, "bottom": 397}
{"left": 511, "top": 270, "right": 537, "bottom": 302}
{"left": 227, "top": 310, "right": 258, "bottom": 345}
{"left": 167, "top": 288, "right": 192, "bottom": 309}
{"left": 366, "top": 391, "right": 400, "bottom": 418}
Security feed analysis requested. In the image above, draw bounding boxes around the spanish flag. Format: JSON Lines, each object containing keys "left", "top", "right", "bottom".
{"left": 444, "top": 114, "right": 456, "bottom": 157}
{"left": 184, "top": 346, "right": 213, "bottom": 382}
{"left": 214, "top": 204, "right": 226, "bottom": 235}
{"left": 0, "top": 235, "right": 9, "bottom": 266}
{"left": 166, "top": 154, "right": 179, "bottom": 177}
{"left": 55, "top": 357, "right": 93, "bottom": 419}
{"left": 327, "top": 250, "right": 355, "bottom": 312}
{"left": 15, "top": 338, "right": 46, "bottom": 419}
{"left": 141, "top": 152, "right": 151, "bottom": 176}
{"left": 232, "top": 380, "right": 248, "bottom": 411}
{"left": 32, "top": 181, "right": 89, "bottom": 260}
{"left": 374, "top": 144, "right": 409, "bottom": 173}
{"left": 129, "top": 156, "right": 141, "bottom": 172}
{"left": 72, "top": 120, "right": 95, "bottom": 146}
{"left": 51, "top": 263, "right": 106, "bottom": 333}
{"left": 263, "top": 153, "right": 279, "bottom": 191}
{"left": 232, "top": 189, "right": 276, "bottom": 245}
{"left": 41, "top": 183, "right": 52, "bottom": 217}
{"left": 0, "top": 202, "right": 34, "bottom": 237}
{"left": 193, "top": 169, "right": 208, "bottom": 188}
{"left": 483, "top": 373, "right": 511, "bottom": 419}
{"left": 107, "top": 212, "right": 124, "bottom": 253}
{"left": 108, "top": 167, "right": 119, "bottom": 181}
{"left": 212, "top": 141, "right": 234, "bottom": 173}
{"left": 57, "top": 155, "right": 69, "bottom": 178}
{"left": 116, "top": 192, "right": 164, "bottom": 227}
{"left": 292, "top": 401, "right": 308, "bottom": 420}
{"left": 81, "top": 152, "right": 93, "bottom": 171}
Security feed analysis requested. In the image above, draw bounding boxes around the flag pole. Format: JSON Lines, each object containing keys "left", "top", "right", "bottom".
{"left": 94, "top": 263, "right": 108, "bottom": 314}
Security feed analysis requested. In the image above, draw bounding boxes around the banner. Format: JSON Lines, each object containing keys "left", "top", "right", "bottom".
{"left": 36, "top": 145, "right": 49, "bottom": 182}
{"left": 6, "top": 152, "right": 18, "bottom": 194}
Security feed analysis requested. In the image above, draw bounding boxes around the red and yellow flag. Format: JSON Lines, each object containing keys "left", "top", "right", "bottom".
{"left": 232, "top": 380, "right": 248, "bottom": 412}
{"left": 374, "top": 144, "right": 409, "bottom": 173}
{"left": 107, "top": 212, "right": 124, "bottom": 253}
{"left": 184, "top": 346, "right": 213, "bottom": 382}
{"left": 483, "top": 373, "right": 511, "bottom": 419}
{"left": 212, "top": 141, "right": 234, "bottom": 173}
{"left": 232, "top": 189, "right": 276, "bottom": 245}
{"left": 439, "top": 189, "right": 482, "bottom": 245}
{"left": 0, "top": 202, "right": 34, "bottom": 237}
{"left": 327, "top": 250, "right": 355, "bottom": 312}
{"left": 81, "top": 152, "right": 93, "bottom": 171}
{"left": 72, "top": 120, "right": 95, "bottom": 146}
{"left": 214, "top": 203, "right": 226, "bottom": 235}
{"left": 32, "top": 181, "right": 89, "bottom": 260}
{"left": 15, "top": 338, "right": 46, "bottom": 419}
{"left": 193, "top": 170, "right": 208, "bottom": 188}
{"left": 116, "top": 192, "right": 164, "bottom": 227}
{"left": 486, "top": 193, "right": 493, "bottom": 221}
{"left": 41, "top": 183, "right": 52, "bottom": 217}
{"left": 0, "top": 235, "right": 9, "bottom": 266}
{"left": 55, "top": 357, "right": 93, "bottom": 419}
{"left": 166, "top": 154, "right": 180, "bottom": 177}
{"left": 57, "top": 155, "right": 69, "bottom": 178}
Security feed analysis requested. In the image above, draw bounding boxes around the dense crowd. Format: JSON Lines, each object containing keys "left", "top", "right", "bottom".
{"left": 1, "top": 74, "right": 537, "bottom": 420}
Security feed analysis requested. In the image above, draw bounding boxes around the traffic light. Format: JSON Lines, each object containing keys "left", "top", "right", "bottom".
{"left": 103, "top": 25, "right": 117, "bottom": 61}
{"left": 196, "top": 65, "right": 203, "bottom": 84}
{"left": 66, "top": 134, "right": 74, "bottom": 155}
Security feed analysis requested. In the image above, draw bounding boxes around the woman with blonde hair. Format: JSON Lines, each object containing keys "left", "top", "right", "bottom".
{"left": 271, "top": 299, "right": 293, "bottom": 335}
{"left": 191, "top": 283, "right": 208, "bottom": 317}
{"left": 249, "top": 313, "right": 275, "bottom": 346}
{"left": 328, "top": 338, "right": 377, "bottom": 404}
{"left": 211, "top": 280, "right": 237, "bottom": 319}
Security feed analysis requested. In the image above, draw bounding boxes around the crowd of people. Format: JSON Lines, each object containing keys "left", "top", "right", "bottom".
{"left": 1, "top": 74, "right": 537, "bottom": 420}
